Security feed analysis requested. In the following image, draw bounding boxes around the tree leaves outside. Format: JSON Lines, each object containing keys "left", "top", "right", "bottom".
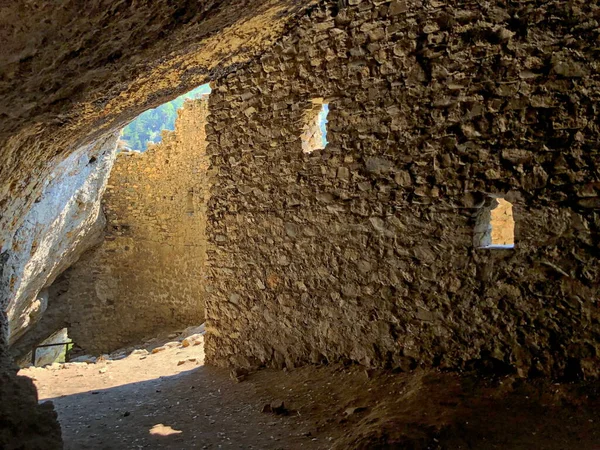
{"left": 120, "top": 84, "right": 211, "bottom": 151}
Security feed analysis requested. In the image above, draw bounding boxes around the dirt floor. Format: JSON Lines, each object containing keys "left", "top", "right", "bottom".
{"left": 19, "top": 332, "right": 600, "bottom": 449}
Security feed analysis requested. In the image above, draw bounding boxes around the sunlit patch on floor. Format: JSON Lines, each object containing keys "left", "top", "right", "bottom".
{"left": 149, "top": 424, "right": 182, "bottom": 436}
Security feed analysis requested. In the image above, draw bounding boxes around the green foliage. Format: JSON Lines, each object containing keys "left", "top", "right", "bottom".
{"left": 120, "top": 84, "right": 211, "bottom": 151}
{"left": 319, "top": 103, "right": 329, "bottom": 147}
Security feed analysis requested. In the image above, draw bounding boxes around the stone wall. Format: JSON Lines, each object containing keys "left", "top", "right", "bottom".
{"left": 62, "top": 98, "right": 210, "bottom": 353}
{"left": 205, "top": 0, "right": 600, "bottom": 379}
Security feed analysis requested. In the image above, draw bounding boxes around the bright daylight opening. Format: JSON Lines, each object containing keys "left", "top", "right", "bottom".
{"left": 301, "top": 99, "right": 329, "bottom": 153}
{"left": 18, "top": 84, "right": 212, "bottom": 446}
{"left": 474, "top": 197, "right": 515, "bottom": 249}
{"left": 118, "top": 83, "right": 212, "bottom": 152}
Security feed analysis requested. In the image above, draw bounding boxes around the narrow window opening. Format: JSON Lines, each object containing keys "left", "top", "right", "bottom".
{"left": 301, "top": 99, "right": 329, "bottom": 153}
{"left": 474, "top": 197, "right": 515, "bottom": 249}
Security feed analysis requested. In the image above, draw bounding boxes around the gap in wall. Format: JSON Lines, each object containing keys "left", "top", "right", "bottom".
{"left": 301, "top": 99, "right": 329, "bottom": 153}
{"left": 26, "top": 327, "right": 73, "bottom": 367}
{"left": 119, "top": 83, "right": 212, "bottom": 152}
{"left": 474, "top": 197, "right": 515, "bottom": 249}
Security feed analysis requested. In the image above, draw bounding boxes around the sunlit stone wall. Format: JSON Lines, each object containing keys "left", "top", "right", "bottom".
{"left": 62, "top": 99, "right": 209, "bottom": 353}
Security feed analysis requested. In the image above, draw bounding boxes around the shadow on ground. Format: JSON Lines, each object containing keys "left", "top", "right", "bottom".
{"left": 40, "top": 363, "right": 600, "bottom": 450}
{"left": 46, "top": 365, "right": 309, "bottom": 449}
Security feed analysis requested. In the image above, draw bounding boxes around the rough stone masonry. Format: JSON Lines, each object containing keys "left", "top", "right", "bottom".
{"left": 204, "top": 0, "right": 600, "bottom": 379}
{"left": 59, "top": 98, "right": 210, "bottom": 353}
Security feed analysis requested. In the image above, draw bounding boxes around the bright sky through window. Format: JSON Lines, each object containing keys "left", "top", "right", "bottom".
{"left": 120, "top": 84, "right": 211, "bottom": 152}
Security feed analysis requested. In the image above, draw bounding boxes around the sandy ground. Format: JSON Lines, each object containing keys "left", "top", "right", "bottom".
{"left": 19, "top": 334, "right": 600, "bottom": 450}
{"left": 20, "top": 333, "right": 316, "bottom": 449}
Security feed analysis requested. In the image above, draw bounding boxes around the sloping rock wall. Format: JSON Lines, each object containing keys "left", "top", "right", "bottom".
{"left": 60, "top": 99, "right": 209, "bottom": 353}
{"left": 3, "top": 134, "right": 118, "bottom": 347}
{"left": 205, "top": 0, "right": 600, "bottom": 379}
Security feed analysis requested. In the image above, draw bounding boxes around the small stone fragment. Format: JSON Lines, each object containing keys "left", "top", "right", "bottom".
{"left": 344, "top": 406, "right": 367, "bottom": 416}
{"left": 261, "top": 403, "right": 272, "bottom": 413}
{"left": 230, "top": 367, "right": 249, "bottom": 383}
{"left": 270, "top": 400, "right": 288, "bottom": 415}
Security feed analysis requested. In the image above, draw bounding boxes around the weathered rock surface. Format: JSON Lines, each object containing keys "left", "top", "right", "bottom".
{"left": 204, "top": 0, "right": 600, "bottom": 379}
{"left": 9, "top": 271, "right": 72, "bottom": 366}
{"left": 3, "top": 133, "right": 117, "bottom": 346}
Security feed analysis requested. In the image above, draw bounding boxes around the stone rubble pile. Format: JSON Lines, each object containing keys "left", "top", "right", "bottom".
{"left": 24, "top": 323, "right": 206, "bottom": 370}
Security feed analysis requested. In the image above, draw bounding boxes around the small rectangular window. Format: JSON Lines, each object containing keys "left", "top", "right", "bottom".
{"left": 474, "top": 197, "right": 515, "bottom": 249}
{"left": 301, "top": 99, "right": 329, "bottom": 153}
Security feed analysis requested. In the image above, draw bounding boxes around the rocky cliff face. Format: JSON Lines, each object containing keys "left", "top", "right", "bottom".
{"left": 2, "top": 133, "right": 118, "bottom": 347}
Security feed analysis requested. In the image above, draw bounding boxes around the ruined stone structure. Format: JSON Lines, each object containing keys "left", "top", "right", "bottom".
{"left": 204, "top": 1, "right": 600, "bottom": 380}
{"left": 1, "top": 0, "right": 600, "bottom": 447}
{"left": 62, "top": 99, "right": 209, "bottom": 353}
{"left": 1, "top": 2, "right": 316, "bottom": 446}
